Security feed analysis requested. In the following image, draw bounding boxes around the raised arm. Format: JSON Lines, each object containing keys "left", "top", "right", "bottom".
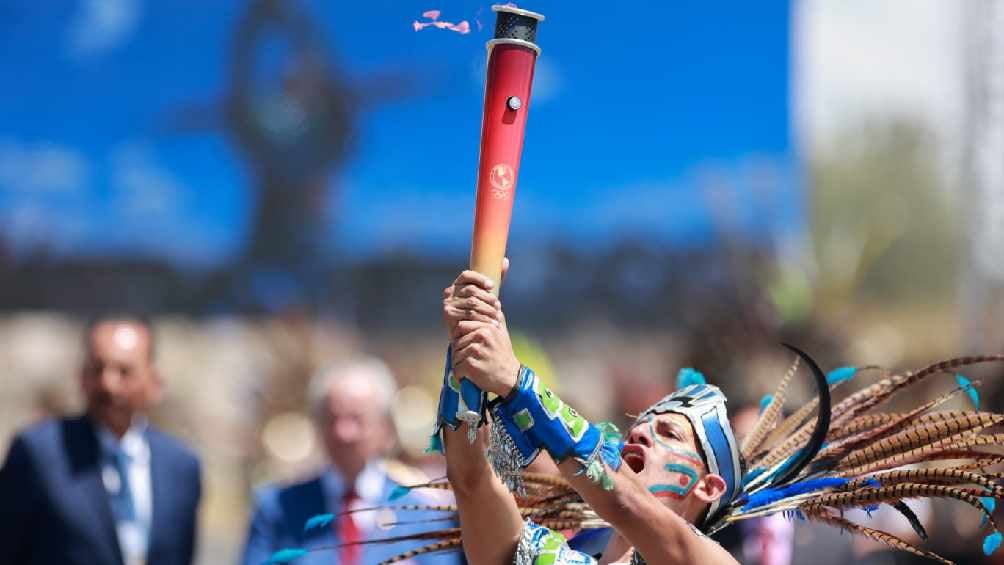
{"left": 439, "top": 271, "right": 525, "bottom": 565}
{"left": 449, "top": 275, "right": 737, "bottom": 565}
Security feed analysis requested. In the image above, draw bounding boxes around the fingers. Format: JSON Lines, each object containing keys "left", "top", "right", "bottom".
{"left": 444, "top": 306, "right": 499, "bottom": 332}
{"left": 452, "top": 284, "right": 499, "bottom": 307}
{"left": 451, "top": 270, "right": 495, "bottom": 292}
{"left": 454, "top": 324, "right": 491, "bottom": 351}
{"left": 501, "top": 257, "right": 510, "bottom": 283}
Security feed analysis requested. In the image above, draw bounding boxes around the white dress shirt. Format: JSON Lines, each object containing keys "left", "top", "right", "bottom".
{"left": 97, "top": 420, "right": 153, "bottom": 565}
{"left": 321, "top": 460, "right": 388, "bottom": 532}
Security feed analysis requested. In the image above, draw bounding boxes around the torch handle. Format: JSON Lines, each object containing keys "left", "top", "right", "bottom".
{"left": 434, "top": 5, "right": 544, "bottom": 446}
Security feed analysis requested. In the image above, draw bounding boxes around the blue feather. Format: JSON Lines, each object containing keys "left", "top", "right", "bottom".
{"left": 863, "top": 478, "right": 881, "bottom": 489}
{"left": 265, "top": 548, "right": 309, "bottom": 564}
{"left": 741, "top": 478, "right": 850, "bottom": 511}
{"left": 759, "top": 394, "right": 774, "bottom": 414}
{"left": 425, "top": 431, "right": 444, "bottom": 454}
{"left": 956, "top": 374, "right": 980, "bottom": 410}
{"left": 676, "top": 368, "right": 706, "bottom": 389}
{"left": 981, "top": 496, "right": 996, "bottom": 526}
{"left": 600, "top": 438, "right": 624, "bottom": 472}
{"left": 389, "top": 485, "right": 412, "bottom": 501}
{"left": 742, "top": 466, "right": 767, "bottom": 487}
{"left": 303, "top": 513, "right": 334, "bottom": 532}
{"left": 984, "top": 532, "right": 1002, "bottom": 556}
{"left": 826, "top": 367, "right": 857, "bottom": 386}
{"left": 763, "top": 449, "right": 803, "bottom": 485}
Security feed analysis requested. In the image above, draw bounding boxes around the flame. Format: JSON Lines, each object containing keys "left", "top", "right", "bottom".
{"left": 413, "top": 9, "right": 470, "bottom": 34}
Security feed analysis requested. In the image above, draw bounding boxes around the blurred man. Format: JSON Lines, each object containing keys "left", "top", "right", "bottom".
{"left": 0, "top": 315, "right": 202, "bottom": 565}
{"left": 241, "top": 358, "right": 463, "bottom": 565}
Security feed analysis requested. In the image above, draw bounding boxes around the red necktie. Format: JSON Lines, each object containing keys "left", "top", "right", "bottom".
{"left": 337, "top": 489, "right": 361, "bottom": 565}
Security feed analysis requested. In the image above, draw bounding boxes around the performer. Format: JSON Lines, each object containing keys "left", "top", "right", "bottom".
{"left": 429, "top": 268, "right": 1004, "bottom": 565}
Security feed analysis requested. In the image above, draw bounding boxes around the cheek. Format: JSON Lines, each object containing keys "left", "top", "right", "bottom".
{"left": 647, "top": 462, "right": 700, "bottom": 499}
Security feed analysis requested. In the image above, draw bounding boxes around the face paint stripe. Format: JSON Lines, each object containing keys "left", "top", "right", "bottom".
{"left": 646, "top": 421, "right": 705, "bottom": 466}
{"left": 648, "top": 463, "right": 699, "bottom": 499}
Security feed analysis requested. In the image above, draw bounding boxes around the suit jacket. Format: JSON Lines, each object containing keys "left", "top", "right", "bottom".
{"left": 241, "top": 466, "right": 464, "bottom": 565}
{"left": 0, "top": 416, "right": 202, "bottom": 565}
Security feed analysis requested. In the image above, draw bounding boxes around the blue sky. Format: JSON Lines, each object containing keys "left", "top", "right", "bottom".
{"left": 0, "top": 0, "right": 793, "bottom": 269}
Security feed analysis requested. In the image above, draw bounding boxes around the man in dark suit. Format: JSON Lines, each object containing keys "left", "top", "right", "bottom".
{"left": 241, "top": 357, "right": 463, "bottom": 565}
{"left": 0, "top": 315, "right": 202, "bottom": 565}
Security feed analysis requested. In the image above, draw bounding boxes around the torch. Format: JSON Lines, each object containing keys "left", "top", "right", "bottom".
{"left": 442, "top": 5, "right": 545, "bottom": 438}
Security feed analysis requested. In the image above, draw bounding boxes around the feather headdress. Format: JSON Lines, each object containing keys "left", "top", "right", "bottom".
{"left": 264, "top": 351, "right": 1004, "bottom": 565}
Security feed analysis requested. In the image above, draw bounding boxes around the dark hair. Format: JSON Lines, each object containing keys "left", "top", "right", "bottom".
{"left": 83, "top": 313, "right": 156, "bottom": 361}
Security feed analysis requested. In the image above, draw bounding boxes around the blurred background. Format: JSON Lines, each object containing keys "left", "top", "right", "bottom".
{"left": 1, "top": 0, "right": 1003, "bottom": 562}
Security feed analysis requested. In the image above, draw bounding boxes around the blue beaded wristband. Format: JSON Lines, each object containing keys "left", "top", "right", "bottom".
{"left": 490, "top": 366, "right": 623, "bottom": 491}
{"left": 429, "top": 345, "right": 487, "bottom": 453}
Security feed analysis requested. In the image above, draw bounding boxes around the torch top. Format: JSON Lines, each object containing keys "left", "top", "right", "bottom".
{"left": 491, "top": 4, "right": 544, "bottom": 44}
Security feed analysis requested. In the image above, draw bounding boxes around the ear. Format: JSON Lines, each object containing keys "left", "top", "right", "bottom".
{"left": 691, "top": 472, "right": 727, "bottom": 505}
{"left": 148, "top": 368, "right": 165, "bottom": 404}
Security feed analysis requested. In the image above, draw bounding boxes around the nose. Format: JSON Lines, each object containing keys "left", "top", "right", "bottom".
{"left": 626, "top": 424, "right": 652, "bottom": 447}
{"left": 98, "top": 367, "right": 121, "bottom": 393}
{"left": 332, "top": 417, "right": 361, "bottom": 443}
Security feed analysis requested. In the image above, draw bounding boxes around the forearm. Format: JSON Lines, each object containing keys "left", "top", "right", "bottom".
{"left": 558, "top": 459, "right": 700, "bottom": 563}
{"left": 444, "top": 426, "right": 524, "bottom": 565}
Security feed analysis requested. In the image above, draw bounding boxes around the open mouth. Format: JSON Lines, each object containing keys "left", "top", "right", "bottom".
{"left": 621, "top": 444, "right": 646, "bottom": 473}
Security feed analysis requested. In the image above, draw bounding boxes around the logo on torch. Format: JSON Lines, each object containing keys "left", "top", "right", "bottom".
{"left": 489, "top": 163, "right": 515, "bottom": 199}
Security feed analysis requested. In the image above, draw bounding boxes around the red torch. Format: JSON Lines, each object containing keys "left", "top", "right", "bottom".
{"left": 456, "top": 5, "right": 545, "bottom": 428}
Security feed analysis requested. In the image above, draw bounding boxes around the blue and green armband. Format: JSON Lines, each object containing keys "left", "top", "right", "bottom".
{"left": 431, "top": 345, "right": 488, "bottom": 448}
{"left": 490, "top": 366, "right": 624, "bottom": 491}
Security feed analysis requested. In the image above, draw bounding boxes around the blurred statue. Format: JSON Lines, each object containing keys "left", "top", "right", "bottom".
{"left": 0, "top": 315, "right": 202, "bottom": 565}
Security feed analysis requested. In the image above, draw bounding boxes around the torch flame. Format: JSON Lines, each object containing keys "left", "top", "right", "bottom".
{"left": 413, "top": 9, "right": 471, "bottom": 34}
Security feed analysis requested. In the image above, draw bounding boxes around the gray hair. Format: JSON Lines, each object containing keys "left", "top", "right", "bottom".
{"left": 307, "top": 356, "right": 398, "bottom": 422}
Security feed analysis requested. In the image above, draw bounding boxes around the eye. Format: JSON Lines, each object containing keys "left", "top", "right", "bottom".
{"left": 656, "top": 421, "right": 681, "bottom": 440}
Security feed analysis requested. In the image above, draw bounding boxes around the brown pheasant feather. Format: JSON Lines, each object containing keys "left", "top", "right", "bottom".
{"left": 751, "top": 366, "right": 888, "bottom": 462}
{"left": 831, "top": 356, "right": 1004, "bottom": 426}
{"left": 805, "top": 510, "right": 954, "bottom": 564}
{"left": 830, "top": 411, "right": 1004, "bottom": 442}
{"left": 832, "top": 411, "right": 997, "bottom": 471}
{"left": 741, "top": 356, "right": 799, "bottom": 459}
{"left": 846, "top": 468, "right": 1004, "bottom": 497}
{"left": 814, "top": 386, "right": 970, "bottom": 466}
{"left": 377, "top": 538, "right": 462, "bottom": 565}
{"left": 801, "top": 483, "right": 997, "bottom": 529}
{"left": 839, "top": 433, "right": 1004, "bottom": 477}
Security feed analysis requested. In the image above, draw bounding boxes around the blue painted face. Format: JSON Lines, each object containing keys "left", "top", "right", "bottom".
{"left": 635, "top": 383, "right": 741, "bottom": 521}
{"left": 625, "top": 413, "right": 707, "bottom": 501}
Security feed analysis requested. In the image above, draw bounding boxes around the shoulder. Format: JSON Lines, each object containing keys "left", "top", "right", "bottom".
{"left": 11, "top": 418, "right": 62, "bottom": 448}
{"left": 253, "top": 475, "right": 324, "bottom": 511}
{"left": 146, "top": 426, "right": 200, "bottom": 467}
{"left": 6, "top": 416, "right": 80, "bottom": 460}
{"left": 382, "top": 459, "right": 429, "bottom": 487}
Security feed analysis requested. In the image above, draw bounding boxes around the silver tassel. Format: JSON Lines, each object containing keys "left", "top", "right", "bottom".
{"left": 487, "top": 407, "right": 527, "bottom": 496}
{"left": 466, "top": 419, "right": 479, "bottom": 444}
{"left": 513, "top": 520, "right": 537, "bottom": 565}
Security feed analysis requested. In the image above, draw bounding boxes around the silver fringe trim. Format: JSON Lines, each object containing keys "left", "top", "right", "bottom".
{"left": 466, "top": 419, "right": 480, "bottom": 444}
{"left": 488, "top": 407, "right": 527, "bottom": 496}
{"left": 575, "top": 437, "right": 615, "bottom": 490}
{"left": 513, "top": 520, "right": 537, "bottom": 565}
